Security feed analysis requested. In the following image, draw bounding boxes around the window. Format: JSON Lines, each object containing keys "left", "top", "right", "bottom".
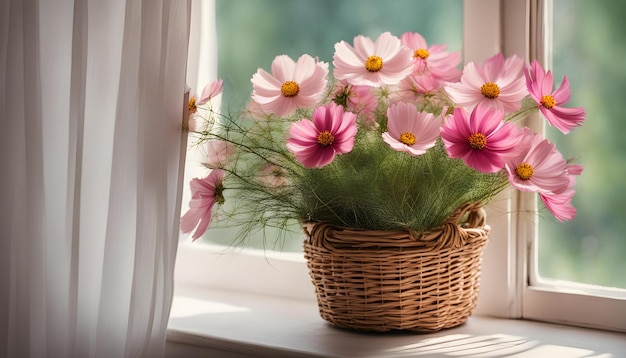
{"left": 537, "top": 0, "right": 626, "bottom": 290}
{"left": 176, "top": 0, "right": 626, "bottom": 333}
{"left": 459, "top": 1, "right": 626, "bottom": 332}
{"left": 463, "top": 0, "right": 626, "bottom": 331}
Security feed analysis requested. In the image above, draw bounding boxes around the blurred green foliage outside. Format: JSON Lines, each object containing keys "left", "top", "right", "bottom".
{"left": 539, "top": 0, "right": 626, "bottom": 289}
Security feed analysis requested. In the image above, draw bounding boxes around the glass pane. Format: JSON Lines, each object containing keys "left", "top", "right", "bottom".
{"left": 203, "top": 0, "right": 463, "bottom": 251}
{"left": 538, "top": 0, "right": 626, "bottom": 288}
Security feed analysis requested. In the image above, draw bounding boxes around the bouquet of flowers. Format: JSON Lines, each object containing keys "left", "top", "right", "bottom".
{"left": 181, "top": 31, "right": 585, "bottom": 245}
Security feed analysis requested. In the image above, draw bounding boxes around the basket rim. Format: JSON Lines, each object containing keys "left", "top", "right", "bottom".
{"left": 303, "top": 203, "right": 489, "bottom": 251}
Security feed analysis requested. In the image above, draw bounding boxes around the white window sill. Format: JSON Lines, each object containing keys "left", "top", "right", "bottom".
{"left": 165, "top": 287, "right": 626, "bottom": 358}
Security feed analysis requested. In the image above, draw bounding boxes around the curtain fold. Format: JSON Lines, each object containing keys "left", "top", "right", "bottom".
{"left": 0, "top": 0, "right": 192, "bottom": 356}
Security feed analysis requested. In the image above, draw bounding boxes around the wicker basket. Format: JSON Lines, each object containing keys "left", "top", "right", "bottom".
{"left": 302, "top": 203, "right": 489, "bottom": 332}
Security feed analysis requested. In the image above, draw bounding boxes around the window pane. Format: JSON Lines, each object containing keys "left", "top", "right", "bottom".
{"left": 203, "top": 0, "right": 463, "bottom": 251}
{"left": 538, "top": 0, "right": 626, "bottom": 288}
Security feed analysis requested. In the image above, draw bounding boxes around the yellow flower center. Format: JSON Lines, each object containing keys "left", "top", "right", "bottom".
{"left": 281, "top": 81, "right": 300, "bottom": 97}
{"left": 480, "top": 82, "right": 500, "bottom": 99}
{"left": 399, "top": 132, "right": 417, "bottom": 146}
{"left": 414, "top": 48, "right": 430, "bottom": 59}
{"left": 188, "top": 97, "right": 197, "bottom": 113}
{"left": 317, "top": 130, "right": 335, "bottom": 146}
{"left": 540, "top": 94, "right": 556, "bottom": 109}
{"left": 468, "top": 133, "right": 487, "bottom": 150}
{"left": 515, "top": 163, "right": 534, "bottom": 180}
{"left": 365, "top": 55, "right": 383, "bottom": 72}
{"left": 215, "top": 184, "right": 225, "bottom": 205}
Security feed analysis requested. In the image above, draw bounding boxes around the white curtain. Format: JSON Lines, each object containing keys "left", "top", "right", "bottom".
{"left": 0, "top": 0, "right": 192, "bottom": 356}
{"left": 183, "top": 0, "right": 218, "bottom": 213}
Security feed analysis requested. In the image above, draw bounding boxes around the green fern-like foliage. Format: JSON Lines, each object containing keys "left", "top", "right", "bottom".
{"left": 198, "top": 104, "right": 508, "bottom": 243}
{"left": 294, "top": 132, "right": 507, "bottom": 231}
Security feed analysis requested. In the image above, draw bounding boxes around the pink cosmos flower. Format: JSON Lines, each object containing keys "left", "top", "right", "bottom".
{"left": 258, "top": 163, "right": 290, "bottom": 187}
{"left": 197, "top": 79, "right": 223, "bottom": 106}
{"left": 389, "top": 73, "right": 436, "bottom": 103}
{"left": 205, "top": 140, "right": 235, "bottom": 169}
{"left": 187, "top": 80, "right": 224, "bottom": 131}
{"left": 286, "top": 102, "right": 358, "bottom": 168}
{"left": 251, "top": 54, "right": 329, "bottom": 117}
{"left": 540, "top": 190, "right": 575, "bottom": 222}
{"left": 189, "top": 79, "right": 223, "bottom": 114}
{"left": 525, "top": 60, "right": 586, "bottom": 134}
{"left": 565, "top": 164, "right": 584, "bottom": 183}
{"left": 399, "top": 32, "right": 462, "bottom": 83}
{"left": 445, "top": 53, "right": 528, "bottom": 113}
{"left": 333, "top": 32, "right": 413, "bottom": 87}
{"left": 539, "top": 164, "right": 582, "bottom": 222}
{"left": 382, "top": 103, "right": 441, "bottom": 156}
{"left": 504, "top": 129, "right": 570, "bottom": 195}
{"left": 388, "top": 72, "right": 447, "bottom": 106}
{"left": 333, "top": 80, "right": 378, "bottom": 127}
{"left": 180, "top": 169, "right": 226, "bottom": 241}
{"left": 440, "top": 104, "right": 521, "bottom": 173}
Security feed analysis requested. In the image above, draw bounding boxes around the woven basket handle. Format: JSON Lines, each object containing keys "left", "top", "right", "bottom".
{"left": 416, "top": 203, "right": 487, "bottom": 250}
{"left": 444, "top": 202, "right": 486, "bottom": 227}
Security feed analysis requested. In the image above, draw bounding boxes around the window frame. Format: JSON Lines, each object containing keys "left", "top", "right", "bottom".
{"left": 174, "top": 0, "right": 626, "bottom": 333}
{"left": 520, "top": 0, "right": 626, "bottom": 331}
{"left": 471, "top": 0, "right": 626, "bottom": 332}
